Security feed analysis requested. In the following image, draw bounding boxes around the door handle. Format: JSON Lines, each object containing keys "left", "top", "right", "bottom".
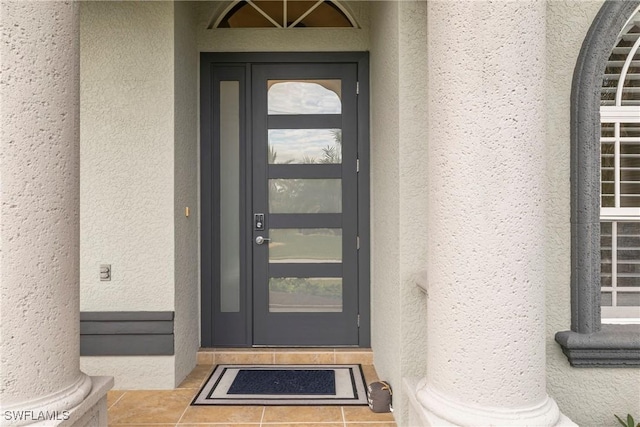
{"left": 255, "top": 236, "right": 271, "bottom": 245}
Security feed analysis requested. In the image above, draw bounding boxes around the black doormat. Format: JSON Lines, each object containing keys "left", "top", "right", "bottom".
{"left": 192, "top": 364, "right": 368, "bottom": 406}
{"left": 228, "top": 369, "right": 336, "bottom": 395}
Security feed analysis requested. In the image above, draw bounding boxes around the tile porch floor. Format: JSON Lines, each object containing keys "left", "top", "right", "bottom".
{"left": 107, "top": 348, "right": 397, "bottom": 427}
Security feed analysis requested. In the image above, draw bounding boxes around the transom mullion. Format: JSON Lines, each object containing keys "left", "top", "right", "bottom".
{"left": 283, "top": 0, "right": 287, "bottom": 27}
{"left": 247, "top": 0, "right": 283, "bottom": 28}
{"left": 289, "top": 0, "right": 323, "bottom": 28}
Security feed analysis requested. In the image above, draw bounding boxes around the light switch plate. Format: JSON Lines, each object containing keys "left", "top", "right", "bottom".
{"left": 100, "top": 264, "right": 111, "bottom": 281}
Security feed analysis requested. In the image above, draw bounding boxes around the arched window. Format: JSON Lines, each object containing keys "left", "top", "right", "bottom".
{"left": 600, "top": 6, "right": 640, "bottom": 320}
{"left": 555, "top": 1, "right": 640, "bottom": 367}
{"left": 211, "top": 0, "right": 357, "bottom": 29}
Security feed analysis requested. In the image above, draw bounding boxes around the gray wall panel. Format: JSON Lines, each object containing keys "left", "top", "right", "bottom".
{"left": 80, "top": 311, "right": 174, "bottom": 356}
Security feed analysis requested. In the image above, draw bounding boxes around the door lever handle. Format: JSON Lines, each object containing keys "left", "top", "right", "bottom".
{"left": 255, "top": 236, "right": 271, "bottom": 245}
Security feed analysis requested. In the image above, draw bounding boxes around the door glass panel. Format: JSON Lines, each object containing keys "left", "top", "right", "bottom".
{"left": 269, "top": 179, "right": 341, "bottom": 213}
{"left": 269, "top": 277, "right": 343, "bottom": 312}
{"left": 269, "top": 129, "right": 342, "bottom": 164}
{"left": 220, "top": 81, "right": 240, "bottom": 313}
{"left": 268, "top": 80, "right": 341, "bottom": 114}
{"left": 269, "top": 228, "right": 342, "bottom": 263}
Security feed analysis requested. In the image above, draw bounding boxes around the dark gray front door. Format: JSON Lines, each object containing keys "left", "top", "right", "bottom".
{"left": 200, "top": 53, "right": 369, "bottom": 348}
{"left": 251, "top": 63, "right": 359, "bottom": 345}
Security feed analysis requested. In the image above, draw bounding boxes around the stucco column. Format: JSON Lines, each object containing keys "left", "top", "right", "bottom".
{"left": 411, "top": 1, "right": 572, "bottom": 425}
{"left": 0, "top": 2, "right": 106, "bottom": 425}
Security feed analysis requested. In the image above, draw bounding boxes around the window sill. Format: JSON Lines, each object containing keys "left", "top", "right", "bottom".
{"left": 603, "top": 318, "right": 640, "bottom": 325}
{"left": 555, "top": 324, "right": 640, "bottom": 367}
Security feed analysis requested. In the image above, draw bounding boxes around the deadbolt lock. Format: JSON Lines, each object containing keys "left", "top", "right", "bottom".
{"left": 254, "top": 213, "right": 265, "bottom": 230}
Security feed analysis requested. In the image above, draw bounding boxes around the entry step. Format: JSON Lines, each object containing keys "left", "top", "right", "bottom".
{"left": 197, "top": 348, "right": 373, "bottom": 365}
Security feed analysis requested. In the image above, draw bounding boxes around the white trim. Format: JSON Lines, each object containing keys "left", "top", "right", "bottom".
{"left": 615, "top": 33, "right": 640, "bottom": 106}
{"left": 612, "top": 222, "right": 618, "bottom": 308}
{"left": 247, "top": 0, "right": 283, "bottom": 28}
{"left": 209, "top": 0, "right": 241, "bottom": 29}
{"left": 601, "top": 207, "right": 640, "bottom": 218}
{"left": 615, "top": 122, "right": 621, "bottom": 207}
{"left": 283, "top": 0, "right": 286, "bottom": 27}
{"left": 602, "top": 317, "right": 640, "bottom": 324}
{"left": 600, "top": 106, "right": 640, "bottom": 122}
{"left": 288, "top": 0, "right": 324, "bottom": 28}
{"left": 600, "top": 137, "right": 640, "bottom": 142}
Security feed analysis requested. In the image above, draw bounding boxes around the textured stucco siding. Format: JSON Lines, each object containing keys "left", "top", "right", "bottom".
{"left": 173, "top": 1, "right": 200, "bottom": 388}
{"left": 370, "top": 0, "right": 402, "bottom": 416}
{"left": 426, "top": 0, "right": 548, "bottom": 411}
{"left": 369, "top": 3, "right": 429, "bottom": 425}
{"left": 0, "top": 0, "right": 90, "bottom": 407}
{"left": 79, "top": 1, "right": 177, "bottom": 388}
{"left": 397, "top": 1, "right": 429, "bottom": 423}
{"left": 545, "top": 2, "right": 640, "bottom": 426}
{"left": 80, "top": 356, "right": 174, "bottom": 390}
{"left": 80, "top": 1, "right": 175, "bottom": 311}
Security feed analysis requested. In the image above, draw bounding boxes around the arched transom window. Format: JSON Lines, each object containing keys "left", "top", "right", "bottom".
{"left": 600, "top": 5, "right": 640, "bottom": 319}
{"left": 212, "top": 0, "right": 357, "bottom": 29}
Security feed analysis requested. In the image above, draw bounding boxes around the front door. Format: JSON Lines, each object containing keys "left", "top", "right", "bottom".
{"left": 201, "top": 53, "right": 369, "bottom": 347}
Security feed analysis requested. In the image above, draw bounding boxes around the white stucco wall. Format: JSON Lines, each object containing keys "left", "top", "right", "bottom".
{"left": 80, "top": 356, "right": 174, "bottom": 391}
{"left": 79, "top": 1, "right": 175, "bottom": 311}
{"left": 173, "top": 1, "right": 200, "bottom": 387}
{"left": 397, "top": 1, "right": 430, "bottom": 422}
{"left": 545, "top": 2, "right": 640, "bottom": 426}
{"left": 370, "top": 1, "right": 403, "bottom": 418}
{"left": 79, "top": 1, "right": 178, "bottom": 389}
{"left": 369, "top": 3, "right": 429, "bottom": 425}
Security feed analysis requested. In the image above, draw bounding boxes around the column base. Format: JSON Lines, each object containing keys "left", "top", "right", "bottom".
{"left": 60, "top": 376, "right": 113, "bottom": 427}
{"left": 404, "top": 378, "right": 576, "bottom": 427}
{"left": 1, "top": 376, "right": 112, "bottom": 426}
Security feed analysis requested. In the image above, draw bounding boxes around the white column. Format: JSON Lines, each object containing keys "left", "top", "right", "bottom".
{"left": 413, "top": 1, "right": 571, "bottom": 425}
{"left": 0, "top": 2, "right": 108, "bottom": 425}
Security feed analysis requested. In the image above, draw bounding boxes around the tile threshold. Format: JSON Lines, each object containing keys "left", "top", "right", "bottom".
{"left": 197, "top": 348, "right": 374, "bottom": 366}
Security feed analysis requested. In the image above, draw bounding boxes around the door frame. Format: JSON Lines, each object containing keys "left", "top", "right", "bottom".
{"left": 200, "top": 52, "right": 370, "bottom": 347}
